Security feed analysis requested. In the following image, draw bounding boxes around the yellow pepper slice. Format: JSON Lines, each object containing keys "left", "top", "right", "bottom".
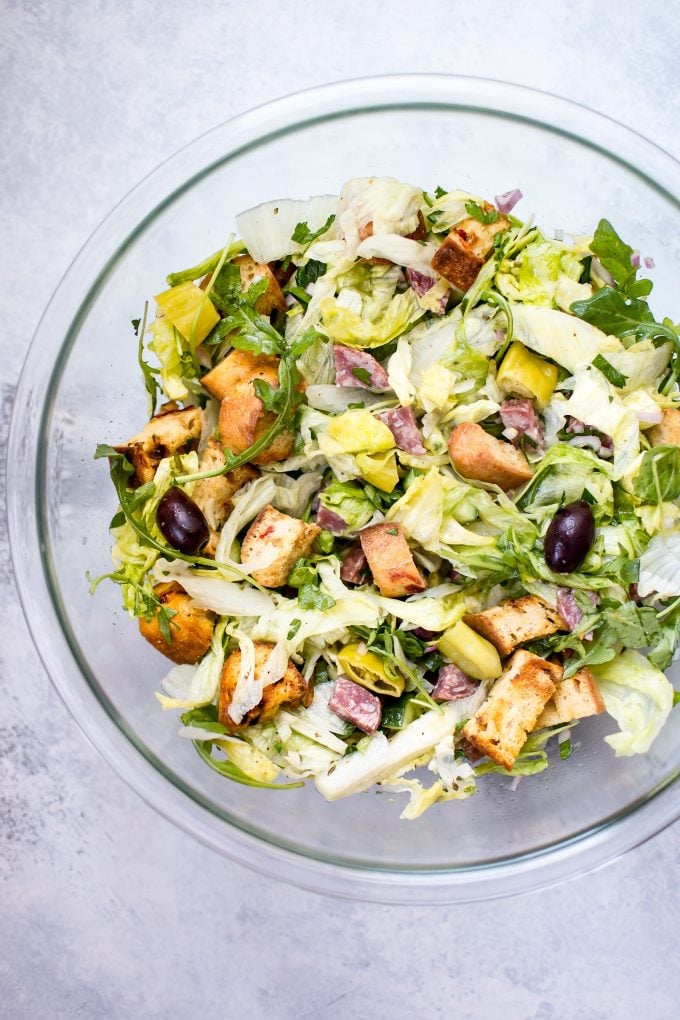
{"left": 155, "top": 282, "right": 220, "bottom": 347}
{"left": 337, "top": 642, "right": 405, "bottom": 697}
{"left": 326, "top": 409, "right": 395, "bottom": 454}
{"left": 497, "top": 341, "right": 558, "bottom": 409}
{"left": 355, "top": 450, "right": 399, "bottom": 492}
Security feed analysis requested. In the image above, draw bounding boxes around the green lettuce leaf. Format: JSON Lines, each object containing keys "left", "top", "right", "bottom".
{"left": 591, "top": 649, "right": 674, "bottom": 755}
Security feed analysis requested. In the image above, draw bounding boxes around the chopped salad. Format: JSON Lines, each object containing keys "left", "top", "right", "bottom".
{"left": 94, "top": 176, "right": 680, "bottom": 818}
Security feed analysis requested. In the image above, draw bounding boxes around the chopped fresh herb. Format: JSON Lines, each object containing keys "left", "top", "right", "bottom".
{"left": 465, "top": 200, "right": 500, "bottom": 225}
{"left": 559, "top": 736, "right": 572, "bottom": 761}
{"left": 296, "top": 259, "right": 327, "bottom": 288}
{"left": 351, "top": 366, "right": 372, "bottom": 385}
{"left": 291, "top": 214, "right": 335, "bottom": 246}
{"left": 434, "top": 185, "right": 448, "bottom": 199}
{"left": 287, "top": 618, "right": 302, "bottom": 640}
{"left": 286, "top": 285, "right": 311, "bottom": 307}
{"left": 571, "top": 288, "right": 678, "bottom": 346}
{"left": 589, "top": 219, "right": 652, "bottom": 299}
{"left": 297, "top": 583, "right": 336, "bottom": 611}
{"left": 592, "top": 354, "right": 628, "bottom": 388}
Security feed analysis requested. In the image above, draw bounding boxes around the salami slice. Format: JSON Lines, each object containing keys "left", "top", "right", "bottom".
{"left": 329, "top": 676, "right": 382, "bottom": 734}
{"left": 377, "top": 406, "right": 426, "bottom": 454}
{"left": 333, "top": 345, "right": 389, "bottom": 390}
{"left": 432, "top": 664, "right": 478, "bottom": 701}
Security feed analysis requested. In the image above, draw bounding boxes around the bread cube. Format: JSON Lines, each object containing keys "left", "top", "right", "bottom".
{"left": 241, "top": 505, "right": 320, "bottom": 588}
{"left": 464, "top": 596, "right": 566, "bottom": 658}
{"left": 115, "top": 405, "right": 202, "bottom": 486}
{"left": 359, "top": 522, "right": 426, "bottom": 598}
{"left": 138, "top": 582, "right": 214, "bottom": 664}
{"left": 218, "top": 641, "right": 312, "bottom": 730}
{"left": 462, "top": 650, "right": 560, "bottom": 769}
{"left": 448, "top": 422, "right": 532, "bottom": 490}
{"left": 534, "top": 666, "right": 605, "bottom": 728}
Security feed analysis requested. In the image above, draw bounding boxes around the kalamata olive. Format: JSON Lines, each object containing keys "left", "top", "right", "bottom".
{"left": 157, "top": 487, "right": 209, "bottom": 555}
{"left": 544, "top": 499, "right": 595, "bottom": 573}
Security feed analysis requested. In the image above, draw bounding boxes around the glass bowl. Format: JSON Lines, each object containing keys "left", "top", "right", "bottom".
{"left": 8, "top": 75, "right": 680, "bottom": 903}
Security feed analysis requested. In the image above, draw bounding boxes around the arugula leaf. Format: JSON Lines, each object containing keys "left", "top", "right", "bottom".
{"left": 589, "top": 218, "right": 652, "bottom": 298}
{"left": 571, "top": 287, "right": 679, "bottom": 346}
{"left": 291, "top": 214, "right": 335, "bottom": 246}
{"left": 296, "top": 259, "right": 327, "bottom": 288}
{"left": 465, "top": 200, "right": 500, "bottom": 225}
{"left": 604, "top": 602, "right": 660, "bottom": 648}
{"left": 562, "top": 627, "right": 618, "bottom": 678}
{"left": 88, "top": 567, "right": 177, "bottom": 641}
{"left": 207, "top": 261, "right": 242, "bottom": 314}
{"left": 592, "top": 354, "right": 628, "bottom": 388}
{"left": 633, "top": 446, "right": 680, "bottom": 504}
{"left": 297, "top": 583, "right": 336, "bottom": 611}
{"left": 253, "top": 377, "right": 287, "bottom": 414}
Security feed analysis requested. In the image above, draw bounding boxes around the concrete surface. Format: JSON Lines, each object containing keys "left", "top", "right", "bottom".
{"left": 1, "top": 2, "right": 679, "bottom": 1017}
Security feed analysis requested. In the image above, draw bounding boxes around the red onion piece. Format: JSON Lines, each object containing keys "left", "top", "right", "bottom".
{"left": 644, "top": 256, "right": 655, "bottom": 269}
{"left": 630, "top": 251, "right": 641, "bottom": 268}
{"left": 495, "top": 188, "right": 523, "bottom": 214}
{"left": 591, "top": 258, "right": 615, "bottom": 287}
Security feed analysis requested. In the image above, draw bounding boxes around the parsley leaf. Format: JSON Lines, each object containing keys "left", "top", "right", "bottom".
{"left": 465, "top": 201, "right": 500, "bottom": 225}
{"left": 604, "top": 602, "right": 660, "bottom": 648}
{"left": 434, "top": 185, "right": 448, "bottom": 199}
{"left": 297, "top": 583, "right": 336, "bottom": 611}
{"left": 296, "top": 259, "right": 327, "bottom": 288}
{"left": 351, "top": 366, "right": 372, "bottom": 385}
{"left": 291, "top": 215, "right": 335, "bottom": 246}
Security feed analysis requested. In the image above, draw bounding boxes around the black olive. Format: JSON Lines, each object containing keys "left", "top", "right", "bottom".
{"left": 544, "top": 499, "right": 595, "bottom": 574}
{"left": 157, "top": 487, "right": 209, "bottom": 555}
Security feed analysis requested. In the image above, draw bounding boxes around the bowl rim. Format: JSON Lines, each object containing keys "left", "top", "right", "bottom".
{"left": 8, "top": 72, "right": 680, "bottom": 903}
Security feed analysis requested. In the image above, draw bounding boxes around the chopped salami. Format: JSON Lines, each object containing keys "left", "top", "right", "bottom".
{"left": 405, "top": 267, "right": 436, "bottom": 297}
{"left": 376, "top": 406, "right": 426, "bottom": 454}
{"left": 333, "top": 345, "right": 390, "bottom": 390}
{"left": 329, "top": 676, "right": 382, "bottom": 734}
{"left": 432, "top": 665, "right": 478, "bottom": 701}
{"left": 316, "top": 503, "right": 348, "bottom": 535}
{"left": 340, "top": 542, "right": 368, "bottom": 584}
{"left": 499, "top": 398, "right": 544, "bottom": 450}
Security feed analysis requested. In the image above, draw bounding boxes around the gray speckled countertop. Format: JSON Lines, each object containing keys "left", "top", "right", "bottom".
{"left": 2, "top": 3, "right": 679, "bottom": 1017}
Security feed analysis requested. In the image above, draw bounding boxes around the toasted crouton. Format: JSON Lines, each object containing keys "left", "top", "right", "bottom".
{"left": 534, "top": 666, "right": 605, "bottom": 729}
{"left": 359, "top": 522, "right": 426, "bottom": 598}
{"left": 448, "top": 422, "right": 533, "bottom": 490}
{"left": 218, "top": 641, "right": 312, "bottom": 730}
{"left": 462, "top": 650, "right": 560, "bottom": 769}
{"left": 647, "top": 407, "right": 680, "bottom": 448}
{"left": 431, "top": 206, "right": 509, "bottom": 292}
{"left": 138, "top": 582, "right": 214, "bottom": 664}
{"left": 115, "top": 405, "right": 202, "bottom": 487}
{"left": 202, "top": 349, "right": 294, "bottom": 466}
{"left": 192, "top": 438, "right": 259, "bottom": 556}
{"left": 241, "top": 505, "right": 320, "bottom": 588}
{"left": 464, "top": 596, "right": 566, "bottom": 658}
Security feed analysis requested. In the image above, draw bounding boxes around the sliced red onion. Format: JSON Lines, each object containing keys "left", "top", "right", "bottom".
{"left": 630, "top": 251, "right": 641, "bottom": 269}
{"left": 591, "top": 258, "right": 615, "bottom": 287}
{"left": 556, "top": 588, "right": 583, "bottom": 630}
{"left": 502, "top": 426, "right": 519, "bottom": 441}
{"left": 411, "top": 627, "right": 438, "bottom": 641}
{"left": 566, "top": 417, "right": 586, "bottom": 435}
{"left": 495, "top": 188, "right": 523, "bottom": 214}
{"left": 405, "top": 267, "right": 436, "bottom": 297}
{"left": 644, "top": 256, "right": 655, "bottom": 269}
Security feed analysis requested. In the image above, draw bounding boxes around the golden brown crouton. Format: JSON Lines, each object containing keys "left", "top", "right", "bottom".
{"left": 241, "top": 505, "right": 320, "bottom": 588}
{"left": 138, "top": 582, "right": 214, "bottom": 664}
{"left": 359, "top": 522, "right": 426, "bottom": 598}
{"left": 448, "top": 422, "right": 533, "bottom": 490}
{"left": 647, "top": 407, "right": 680, "bottom": 448}
{"left": 462, "top": 650, "right": 560, "bottom": 769}
{"left": 464, "top": 596, "right": 566, "bottom": 658}
{"left": 192, "top": 438, "right": 259, "bottom": 556}
{"left": 534, "top": 666, "right": 605, "bottom": 729}
{"left": 115, "top": 406, "right": 202, "bottom": 487}
{"left": 431, "top": 206, "right": 509, "bottom": 292}
{"left": 218, "top": 641, "right": 312, "bottom": 730}
{"left": 201, "top": 349, "right": 294, "bottom": 466}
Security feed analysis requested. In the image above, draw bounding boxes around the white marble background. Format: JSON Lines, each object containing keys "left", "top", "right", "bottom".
{"left": 2, "top": 2, "right": 679, "bottom": 1017}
